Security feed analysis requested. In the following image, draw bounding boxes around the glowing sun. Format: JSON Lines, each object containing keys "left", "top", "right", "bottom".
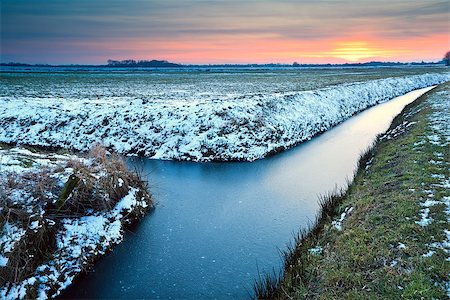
{"left": 328, "top": 41, "right": 389, "bottom": 62}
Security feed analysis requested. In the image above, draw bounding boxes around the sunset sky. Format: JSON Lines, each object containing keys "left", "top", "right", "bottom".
{"left": 1, "top": 0, "right": 449, "bottom": 64}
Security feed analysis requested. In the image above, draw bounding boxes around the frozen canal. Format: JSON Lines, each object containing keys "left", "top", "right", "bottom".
{"left": 62, "top": 86, "right": 434, "bottom": 299}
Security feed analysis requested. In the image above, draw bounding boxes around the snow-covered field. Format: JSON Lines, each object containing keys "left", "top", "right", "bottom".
{"left": 0, "top": 145, "right": 152, "bottom": 299}
{"left": 1, "top": 71, "right": 448, "bottom": 161}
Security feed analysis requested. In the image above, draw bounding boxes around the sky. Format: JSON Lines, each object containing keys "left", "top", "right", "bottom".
{"left": 1, "top": 0, "right": 449, "bottom": 64}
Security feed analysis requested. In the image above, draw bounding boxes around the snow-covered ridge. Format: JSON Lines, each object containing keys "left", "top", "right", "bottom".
{"left": 0, "top": 73, "right": 449, "bottom": 162}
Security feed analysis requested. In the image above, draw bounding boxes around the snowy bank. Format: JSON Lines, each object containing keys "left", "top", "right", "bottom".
{"left": 0, "top": 73, "right": 448, "bottom": 162}
{"left": 0, "top": 145, "right": 153, "bottom": 299}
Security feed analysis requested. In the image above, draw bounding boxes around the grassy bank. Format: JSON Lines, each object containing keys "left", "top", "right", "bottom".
{"left": 256, "top": 82, "right": 450, "bottom": 299}
{"left": 0, "top": 144, "right": 153, "bottom": 299}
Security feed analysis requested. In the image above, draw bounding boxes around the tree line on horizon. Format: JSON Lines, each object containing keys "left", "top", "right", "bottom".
{"left": 106, "top": 59, "right": 181, "bottom": 67}
{"left": 1, "top": 51, "right": 449, "bottom": 67}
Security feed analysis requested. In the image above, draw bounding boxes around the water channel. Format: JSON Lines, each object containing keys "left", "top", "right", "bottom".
{"left": 62, "top": 86, "right": 434, "bottom": 299}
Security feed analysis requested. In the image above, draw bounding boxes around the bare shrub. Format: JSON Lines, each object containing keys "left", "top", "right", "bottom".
{"left": 88, "top": 143, "right": 108, "bottom": 165}
{"left": 23, "top": 168, "right": 58, "bottom": 202}
{"left": 59, "top": 144, "right": 152, "bottom": 216}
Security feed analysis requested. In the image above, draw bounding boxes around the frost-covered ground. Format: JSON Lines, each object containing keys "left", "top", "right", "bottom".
{"left": 411, "top": 88, "right": 450, "bottom": 296}
{"left": 370, "top": 85, "right": 450, "bottom": 296}
{"left": 408, "top": 88, "right": 450, "bottom": 244}
{"left": 1, "top": 66, "right": 447, "bottom": 100}
{"left": 0, "top": 145, "right": 152, "bottom": 299}
{"left": 0, "top": 71, "right": 449, "bottom": 161}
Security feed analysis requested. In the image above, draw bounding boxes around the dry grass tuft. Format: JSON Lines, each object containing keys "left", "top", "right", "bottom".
{"left": 58, "top": 144, "right": 152, "bottom": 216}
{"left": 1, "top": 143, "right": 152, "bottom": 290}
{"left": 0, "top": 218, "right": 56, "bottom": 286}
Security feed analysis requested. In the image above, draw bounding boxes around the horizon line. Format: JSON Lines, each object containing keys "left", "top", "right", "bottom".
{"left": 1, "top": 59, "right": 446, "bottom": 67}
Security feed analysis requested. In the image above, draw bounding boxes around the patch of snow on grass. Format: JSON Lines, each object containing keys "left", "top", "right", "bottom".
{"left": 332, "top": 207, "right": 354, "bottom": 231}
{"left": 429, "top": 230, "right": 450, "bottom": 257}
{"left": 0, "top": 255, "right": 8, "bottom": 267}
{"left": 308, "top": 246, "right": 323, "bottom": 255}
{"left": 113, "top": 187, "right": 140, "bottom": 215}
{"left": 397, "top": 242, "right": 407, "bottom": 250}
{"left": 417, "top": 202, "right": 433, "bottom": 228}
{"left": 0, "top": 222, "right": 27, "bottom": 254}
{"left": 422, "top": 250, "right": 435, "bottom": 257}
{"left": 0, "top": 278, "right": 37, "bottom": 300}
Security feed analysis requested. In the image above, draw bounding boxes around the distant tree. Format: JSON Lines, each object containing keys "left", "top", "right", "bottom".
{"left": 106, "top": 59, "right": 181, "bottom": 67}
{"left": 444, "top": 51, "right": 450, "bottom": 66}
{"left": 107, "top": 59, "right": 119, "bottom": 66}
